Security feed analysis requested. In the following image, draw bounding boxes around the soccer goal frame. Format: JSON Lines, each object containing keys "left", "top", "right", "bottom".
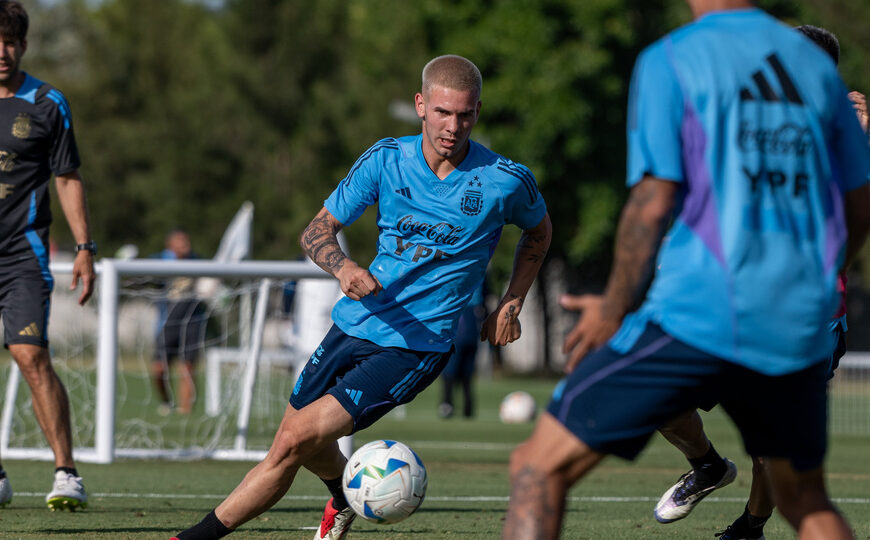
{"left": 0, "top": 259, "right": 340, "bottom": 464}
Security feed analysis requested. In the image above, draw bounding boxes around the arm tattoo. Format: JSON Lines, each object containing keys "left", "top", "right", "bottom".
{"left": 301, "top": 214, "right": 347, "bottom": 275}
{"left": 517, "top": 230, "right": 549, "bottom": 264}
{"left": 502, "top": 217, "right": 551, "bottom": 307}
{"left": 604, "top": 181, "right": 673, "bottom": 318}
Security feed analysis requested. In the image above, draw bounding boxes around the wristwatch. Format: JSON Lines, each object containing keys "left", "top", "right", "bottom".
{"left": 75, "top": 241, "right": 98, "bottom": 255}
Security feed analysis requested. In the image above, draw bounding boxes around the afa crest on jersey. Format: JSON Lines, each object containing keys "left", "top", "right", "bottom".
{"left": 461, "top": 190, "right": 483, "bottom": 216}
{"left": 12, "top": 113, "right": 31, "bottom": 139}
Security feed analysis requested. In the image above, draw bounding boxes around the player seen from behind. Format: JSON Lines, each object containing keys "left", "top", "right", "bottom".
{"left": 644, "top": 24, "right": 870, "bottom": 540}
{"left": 502, "top": 1, "right": 870, "bottom": 539}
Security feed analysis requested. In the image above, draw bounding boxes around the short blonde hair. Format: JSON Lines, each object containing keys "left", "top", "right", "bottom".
{"left": 422, "top": 55, "right": 482, "bottom": 98}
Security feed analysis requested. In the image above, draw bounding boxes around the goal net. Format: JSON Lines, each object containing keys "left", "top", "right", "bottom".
{"left": 0, "top": 258, "right": 346, "bottom": 463}
{"left": 1, "top": 258, "right": 868, "bottom": 463}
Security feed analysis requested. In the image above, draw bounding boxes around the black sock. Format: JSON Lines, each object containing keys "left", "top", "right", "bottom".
{"left": 55, "top": 467, "right": 78, "bottom": 477}
{"left": 176, "top": 509, "right": 233, "bottom": 540}
{"left": 687, "top": 443, "right": 727, "bottom": 482}
{"left": 744, "top": 503, "right": 771, "bottom": 529}
{"left": 322, "top": 476, "right": 349, "bottom": 511}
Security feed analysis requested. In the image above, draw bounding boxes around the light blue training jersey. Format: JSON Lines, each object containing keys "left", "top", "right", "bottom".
{"left": 324, "top": 134, "right": 547, "bottom": 352}
{"left": 612, "top": 8, "right": 870, "bottom": 375}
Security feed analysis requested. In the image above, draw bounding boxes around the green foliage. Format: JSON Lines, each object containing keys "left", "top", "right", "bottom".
{"left": 27, "top": 0, "right": 869, "bottom": 276}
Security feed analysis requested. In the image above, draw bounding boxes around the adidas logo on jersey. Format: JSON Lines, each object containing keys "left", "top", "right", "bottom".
{"left": 740, "top": 53, "right": 804, "bottom": 105}
{"left": 395, "top": 187, "right": 412, "bottom": 199}
{"left": 18, "top": 322, "right": 40, "bottom": 338}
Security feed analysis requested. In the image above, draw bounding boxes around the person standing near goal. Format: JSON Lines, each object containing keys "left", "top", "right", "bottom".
{"left": 501, "top": 1, "right": 870, "bottom": 539}
{"left": 172, "top": 54, "right": 551, "bottom": 540}
{"left": 0, "top": 0, "right": 94, "bottom": 511}
{"left": 152, "top": 228, "right": 206, "bottom": 416}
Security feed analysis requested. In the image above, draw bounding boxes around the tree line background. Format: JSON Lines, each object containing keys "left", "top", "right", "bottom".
{"left": 27, "top": 0, "right": 870, "bottom": 351}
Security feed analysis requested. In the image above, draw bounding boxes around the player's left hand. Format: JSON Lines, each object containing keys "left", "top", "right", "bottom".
{"left": 560, "top": 294, "right": 622, "bottom": 374}
{"left": 480, "top": 297, "right": 522, "bottom": 346}
{"left": 71, "top": 250, "right": 96, "bottom": 305}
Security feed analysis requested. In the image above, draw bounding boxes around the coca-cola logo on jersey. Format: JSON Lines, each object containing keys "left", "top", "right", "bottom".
{"left": 396, "top": 215, "right": 464, "bottom": 245}
{"left": 738, "top": 121, "right": 813, "bottom": 156}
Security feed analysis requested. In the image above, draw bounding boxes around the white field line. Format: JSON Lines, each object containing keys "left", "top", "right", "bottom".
{"left": 12, "top": 492, "right": 870, "bottom": 504}
{"left": 404, "top": 440, "right": 517, "bottom": 451}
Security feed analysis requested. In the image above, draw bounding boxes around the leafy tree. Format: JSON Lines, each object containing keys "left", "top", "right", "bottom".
{"left": 28, "top": 0, "right": 868, "bottom": 296}
{"left": 37, "top": 0, "right": 245, "bottom": 255}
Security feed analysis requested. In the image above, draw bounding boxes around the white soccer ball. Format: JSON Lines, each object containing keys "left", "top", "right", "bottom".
{"left": 342, "top": 439, "right": 428, "bottom": 524}
{"left": 499, "top": 391, "right": 537, "bottom": 423}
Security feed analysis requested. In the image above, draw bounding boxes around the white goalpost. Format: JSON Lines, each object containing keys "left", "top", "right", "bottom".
{"left": 0, "top": 258, "right": 352, "bottom": 464}
{"left": 2, "top": 257, "right": 868, "bottom": 465}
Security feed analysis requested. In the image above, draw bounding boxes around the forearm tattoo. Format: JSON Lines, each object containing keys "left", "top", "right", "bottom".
{"left": 503, "top": 465, "right": 555, "bottom": 540}
{"left": 517, "top": 229, "right": 549, "bottom": 264}
{"left": 605, "top": 183, "right": 671, "bottom": 317}
{"left": 301, "top": 214, "right": 347, "bottom": 275}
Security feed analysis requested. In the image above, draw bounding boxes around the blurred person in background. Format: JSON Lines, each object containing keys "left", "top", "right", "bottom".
{"left": 438, "top": 282, "right": 485, "bottom": 419}
{"left": 645, "top": 25, "right": 870, "bottom": 540}
{"left": 152, "top": 228, "right": 206, "bottom": 415}
{"left": 0, "top": 0, "right": 94, "bottom": 512}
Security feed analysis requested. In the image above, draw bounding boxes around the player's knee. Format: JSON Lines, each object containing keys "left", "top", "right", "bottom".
{"left": 12, "top": 348, "right": 52, "bottom": 380}
{"left": 508, "top": 443, "right": 527, "bottom": 477}
{"left": 270, "top": 425, "right": 313, "bottom": 465}
{"left": 509, "top": 453, "right": 542, "bottom": 487}
{"left": 777, "top": 491, "right": 835, "bottom": 528}
{"left": 509, "top": 441, "right": 542, "bottom": 478}
{"left": 772, "top": 467, "right": 832, "bottom": 523}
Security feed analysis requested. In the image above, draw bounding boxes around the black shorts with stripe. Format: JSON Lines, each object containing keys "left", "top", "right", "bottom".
{"left": 0, "top": 257, "right": 53, "bottom": 348}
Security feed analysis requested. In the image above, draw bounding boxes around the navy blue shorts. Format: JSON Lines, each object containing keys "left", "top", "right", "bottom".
{"left": 289, "top": 325, "right": 451, "bottom": 433}
{"left": 548, "top": 323, "right": 829, "bottom": 470}
{"left": 0, "top": 258, "right": 53, "bottom": 348}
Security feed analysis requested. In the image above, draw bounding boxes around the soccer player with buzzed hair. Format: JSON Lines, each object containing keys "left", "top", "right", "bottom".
{"left": 0, "top": 0, "right": 95, "bottom": 511}
{"left": 173, "top": 54, "right": 551, "bottom": 540}
{"left": 501, "top": 1, "right": 870, "bottom": 538}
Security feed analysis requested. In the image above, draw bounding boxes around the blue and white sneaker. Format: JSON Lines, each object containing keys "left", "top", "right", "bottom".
{"left": 654, "top": 458, "right": 737, "bottom": 523}
{"left": 46, "top": 471, "right": 88, "bottom": 511}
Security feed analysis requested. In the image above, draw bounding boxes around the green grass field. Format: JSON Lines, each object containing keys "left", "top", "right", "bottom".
{"left": 1, "top": 376, "right": 869, "bottom": 539}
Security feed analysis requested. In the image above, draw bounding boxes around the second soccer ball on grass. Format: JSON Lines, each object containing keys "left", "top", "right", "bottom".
{"left": 499, "top": 391, "right": 537, "bottom": 423}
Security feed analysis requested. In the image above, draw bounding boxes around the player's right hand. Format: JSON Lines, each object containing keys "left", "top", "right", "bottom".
{"left": 71, "top": 250, "right": 96, "bottom": 305}
{"left": 560, "top": 294, "right": 622, "bottom": 374}
{"left": 336, "top": 261, "right": 382, "bottom": 300}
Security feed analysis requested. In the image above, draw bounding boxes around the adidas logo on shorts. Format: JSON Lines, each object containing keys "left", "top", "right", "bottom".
{"left": 18, "top": 322, "right": 40, "bottom": 337}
